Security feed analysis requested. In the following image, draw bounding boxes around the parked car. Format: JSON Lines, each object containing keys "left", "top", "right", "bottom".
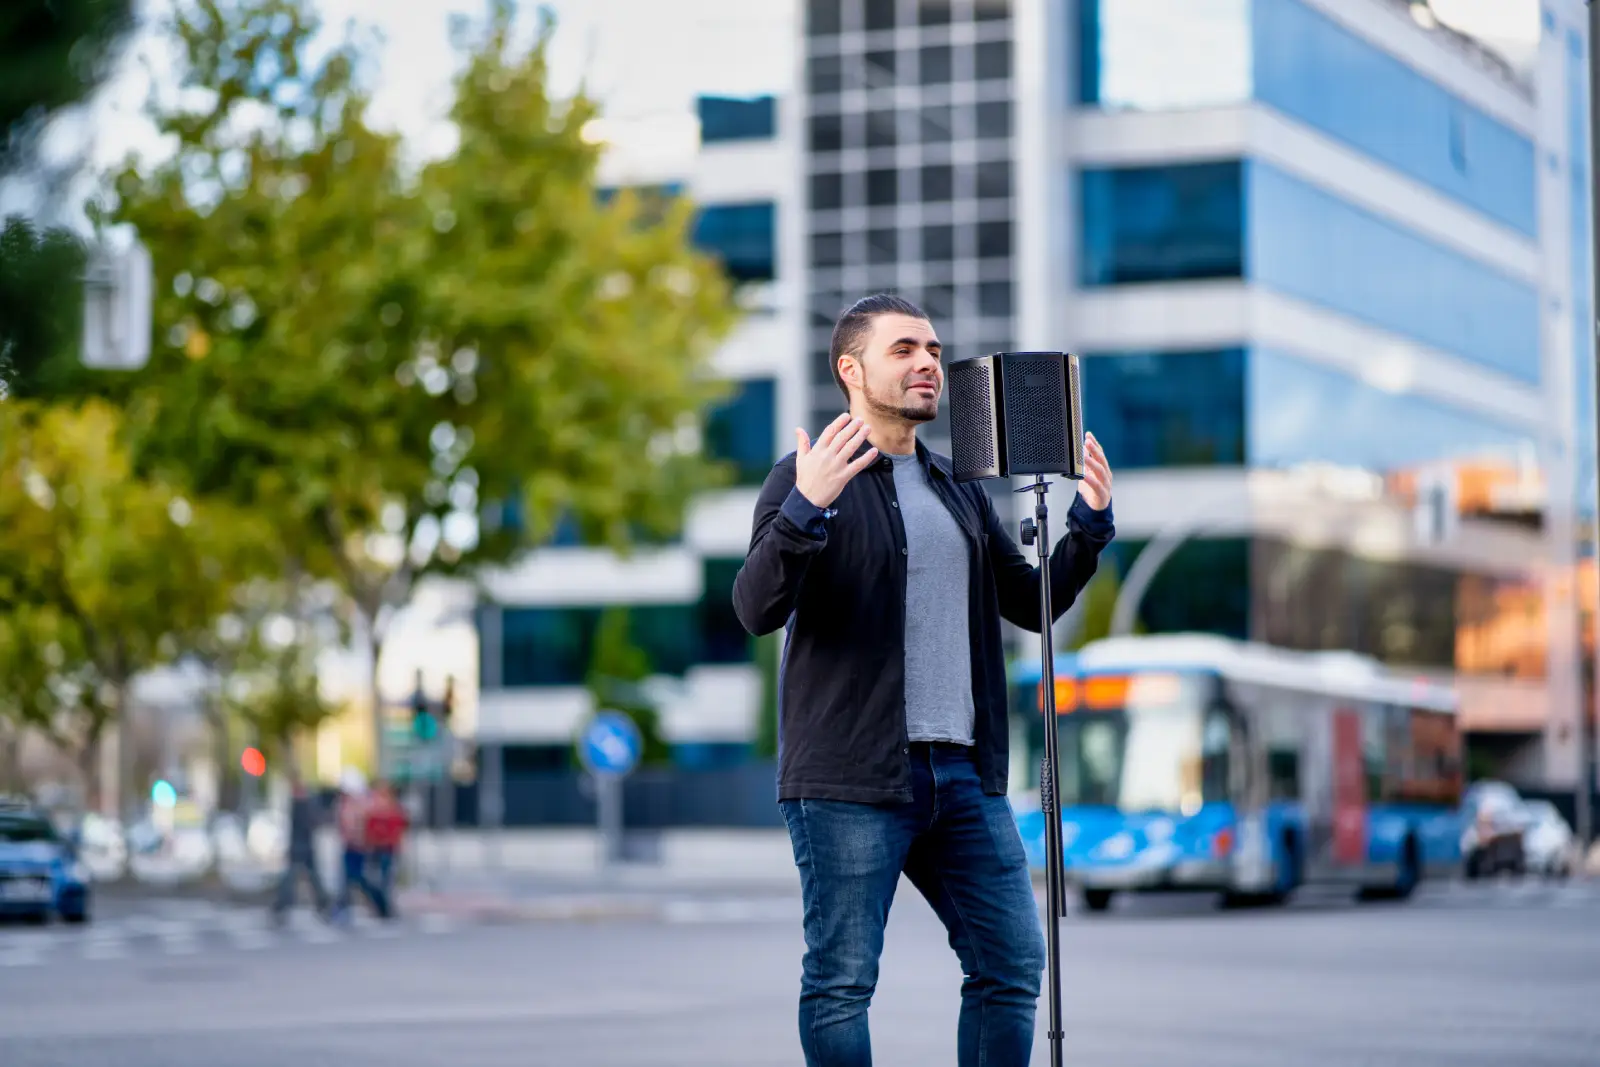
{"left": 1460, "top": 780, "right": 1527, "bottom": 878}
{"left": 1519, "top": 800, "right": 1578, "bottom": 878}
{"left": 0, "top": 802, "right": 91, "bottom": 924}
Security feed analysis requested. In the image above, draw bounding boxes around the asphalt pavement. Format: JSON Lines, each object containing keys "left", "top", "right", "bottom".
{"left": 1, "top": 880, "right": 1596, "bottom": 1066}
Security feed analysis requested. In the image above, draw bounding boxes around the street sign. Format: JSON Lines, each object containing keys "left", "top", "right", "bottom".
{"left": 577, "top": 711, "right": 642, "bottom": 777}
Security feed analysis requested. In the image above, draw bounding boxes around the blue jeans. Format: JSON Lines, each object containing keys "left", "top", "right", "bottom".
{"left": 335, "top": 847, "right": 389, "bottom": 919}
{"left": 780, "top": 742, "right": 1045, "bottom": 1067}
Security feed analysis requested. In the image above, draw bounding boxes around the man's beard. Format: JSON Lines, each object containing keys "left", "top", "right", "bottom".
{"left": 863, "top": 377, "right": 938, "bottom": 423}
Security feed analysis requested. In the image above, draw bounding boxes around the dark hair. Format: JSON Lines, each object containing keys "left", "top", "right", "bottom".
{"left": 828, "top": 293, "right": 928, "bottom": 401}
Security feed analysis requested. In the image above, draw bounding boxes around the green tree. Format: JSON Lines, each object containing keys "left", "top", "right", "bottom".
{"left": 754, "top": 631, "right": 779, "bottom": 760}
{"left": 1, "top": 0, "right": 138, "bottom": 400}
{"left": 0, "top": 400, "right": 259, "bottom": 814}
{"left": 109, "top": 0, "right": 737, "bottom": 777}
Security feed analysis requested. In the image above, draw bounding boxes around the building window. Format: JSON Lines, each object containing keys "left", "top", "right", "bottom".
{"left": 975, "top": 100, "right": 1011, "bottom": 139}
{"left": 921, "top": 284, "right": 956, "bottom": 319}
{"left": 1079, "top": 161, "right": 1244, "bottom": 286}
{"left": 1078, "top": 0, "right": 1251, "bottom": 111}
{"left": 973, "top": 0, "right": 1010, "bottom": 20}
{"left": 697, "top": 96, "right": 776, "bottom": 143}
{"left": 501, "top": 607, "right": 599, "bottom": 686}
{"left": 867, "top": 228, "right": 898, "bottom": 265}
{"left": 976, "top": 159, "right": 1011, "bottom": 200}
{"left": 923, "top": 224, "right": 956, "bottom": 262}
{"left": 921, "top": 164, "right": 954, "bottom": 202}
{"left": 807, "top": 0, "right": 842, "bottom": 35}
{"left": 693, "top": 202, "right": 776, "bottom": 283}
{"left": 975, "top": 40, "right": 1011, "bottom": 80}
{"left": 919, "top": 0, "right": 954, "bottom": 25}
{"left": 921, "top": 104, "right": 955, "bottom": 143}
{"left": 978, "top": 280, "right": 1013, "bottom": 317}
{"left": 701, "top": 558, "right": 753, "bottom": 664}
{"left": 1079, "top": 348, "right": 1247, "bottom": 469}
{"left": 811, "top": 232, "right": 844, "bottom": 269}
{"left": 808, "top": 54, "right": 843, "bottom": 95}
{"left": 811, "top": 172, "right": 843, "bottom": 211}
{"left": 866, "top": 109, "right": 898, "bottom": 148}
{"left": 627, "top": 604, "right": 699, "bottom": 677}
{"left": 866, "top": 168, "right": 898, "bottom": 206}
{"left": 705, "top": 377, "right": 777, "bottom": 486}
{"left": 920, "top": 45, "right": 953, "bottom": 84}
{"left": 864, "top": 49, "right": 897, "bottom": 89}
{"left": 865, "top": 0, "right": 896, "bottom": 31}
{"left": 1103, "top": 537, "right": 1251, "bottom": 640}
{"left": 809, "top": 113, "right": 843, "bottom": 153}
{"left": 976, "top": 220, "right": 1010, "bottom": 259}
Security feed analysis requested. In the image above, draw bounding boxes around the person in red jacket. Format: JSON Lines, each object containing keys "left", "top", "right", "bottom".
{"left": 363, "top": 782, "right": 409, "bottom": 916}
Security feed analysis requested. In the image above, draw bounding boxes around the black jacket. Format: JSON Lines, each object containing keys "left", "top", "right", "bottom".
{"left": 733, "top": 440, "right": 1115, "bottom": 804}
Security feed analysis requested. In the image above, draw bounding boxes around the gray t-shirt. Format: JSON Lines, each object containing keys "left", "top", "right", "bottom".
{"left": 889, "top": 452, "right": 977, "bottom": 745}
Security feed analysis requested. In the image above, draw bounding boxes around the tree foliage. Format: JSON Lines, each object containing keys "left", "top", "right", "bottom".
{"left": 0, "top": 400, "right": 265, "bottom": 807}
{"left": 106, "top": 0, "right": 738, "bottom": 772}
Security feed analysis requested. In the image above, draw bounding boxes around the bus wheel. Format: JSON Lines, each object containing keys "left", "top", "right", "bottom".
{"left": 1080, "top": 888, "right": 1115, "bottom": 913}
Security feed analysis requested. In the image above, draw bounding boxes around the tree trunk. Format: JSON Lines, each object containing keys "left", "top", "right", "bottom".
{"left": 368, "top": 626, "right": 385, "bottom": 785}
{"left": 78, "top": 716, "right": 104, "bottom": 816}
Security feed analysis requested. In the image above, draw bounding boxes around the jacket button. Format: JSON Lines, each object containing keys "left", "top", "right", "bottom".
{"left": 891, "top": 500, "right": 899, "bottom": 508}
{"left": 902, "top": 747, "right": 910, "bottom": 755}
{"left": 900, "top": 547, "right": 907, "bottom": 556}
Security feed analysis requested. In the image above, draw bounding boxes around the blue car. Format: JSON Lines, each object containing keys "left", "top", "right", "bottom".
{"left": 0, "top": 805, "right": 91, "bottom": 924}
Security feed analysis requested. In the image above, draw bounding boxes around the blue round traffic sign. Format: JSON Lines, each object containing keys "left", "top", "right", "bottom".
{"left": 578, "top": 711, "right": 642, "bottom": 776}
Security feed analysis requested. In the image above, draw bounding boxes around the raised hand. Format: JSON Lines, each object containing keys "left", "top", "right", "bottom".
{"left": 1078, "top": 432, "right": 1113, "bottom": 511}
{"left": 794, "top": 414, "right": 879, "bottom": 510}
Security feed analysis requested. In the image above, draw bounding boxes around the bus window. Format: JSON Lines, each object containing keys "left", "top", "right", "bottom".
{"left": 1200, "top": 708, "right": 1231, "bottom": 803}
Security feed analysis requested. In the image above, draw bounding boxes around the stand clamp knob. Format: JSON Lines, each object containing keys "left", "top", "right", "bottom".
{"left": 1020, "top": 517, "right": 1037, "bottom": 546}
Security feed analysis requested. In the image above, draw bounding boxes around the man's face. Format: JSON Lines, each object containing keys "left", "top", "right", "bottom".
{"left": 847, "top": 313, "right": 943, "bottom": 423}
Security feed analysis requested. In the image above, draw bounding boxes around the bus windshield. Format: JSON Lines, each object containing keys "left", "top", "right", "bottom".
{"left": 1056, "top": 673, "right": 1230, "bottom": 815}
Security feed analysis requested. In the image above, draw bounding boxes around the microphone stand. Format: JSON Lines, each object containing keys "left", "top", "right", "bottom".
{"left": 1018, "top": 473, "right": 1068, "bottom": 1067}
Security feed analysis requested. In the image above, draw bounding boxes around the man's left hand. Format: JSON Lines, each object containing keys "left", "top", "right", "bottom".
{"left": 1079, "top": 432, "right": 1113, "bottom": 511}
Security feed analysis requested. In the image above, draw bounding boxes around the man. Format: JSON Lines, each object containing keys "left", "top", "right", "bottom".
{"left": 733, "top": 294, "right": 1115, "bottom": 1067}
{"left": 272, "top": 771, "right": 331, "bottom": 924}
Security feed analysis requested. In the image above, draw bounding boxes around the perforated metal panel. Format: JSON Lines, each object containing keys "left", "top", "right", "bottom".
{"left": 947, "top": 356, "right": 1002, "bottom": 481}
{"left": 999, "top": 353, "right": 1069, "bottom": 474}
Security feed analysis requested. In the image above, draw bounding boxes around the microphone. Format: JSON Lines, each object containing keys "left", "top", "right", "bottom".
{"left": 945, "top": 351, "right": 1085, "bottom": 483}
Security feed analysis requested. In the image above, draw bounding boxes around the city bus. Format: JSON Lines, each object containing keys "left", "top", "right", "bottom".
{"left": 1010, "top": 634, "right": 1464, "bottom": 911}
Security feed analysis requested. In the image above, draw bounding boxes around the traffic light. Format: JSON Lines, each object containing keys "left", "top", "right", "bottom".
{"left": 411, "top": 670, "right": 437, "bottom": 741}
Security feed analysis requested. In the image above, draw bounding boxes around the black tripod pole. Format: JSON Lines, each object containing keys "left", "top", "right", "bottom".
{"left": 1020, "top": 473, "right": 1067, "bottom": 1067}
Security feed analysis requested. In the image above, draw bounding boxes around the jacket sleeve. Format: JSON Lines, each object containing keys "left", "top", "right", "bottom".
{"left": 732, "top": 454, "right": 831, "bottom": 636}
{"left": 985, "top": 489, "right": 1115, "bottom": 633}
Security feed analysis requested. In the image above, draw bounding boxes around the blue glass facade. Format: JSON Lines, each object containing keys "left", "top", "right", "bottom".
{"left": 1079, "top": 162, "right": 1244, "bottom": 285}
{"left": 704, "top": 377, "right": 776, "bottom": 486}
{"left": 697, "top": 95, "right": 777, "bottom": 143}
{"left": 1248, "top": 162, "right": 1541, "bottom": 383}
{"left": 1251, "top": 0, "right": 1536, "bottom": 236}
{"left": 1247, "top": 350, "right": 1534, "bottom": 471}
{"left": 1079, "top": 348, "right": 1246, "bottom": 467}
{"left": 1080, "top": 348, "right": 1534, "bottom": 473}
{"left": 693, "top": 202, "right": 776, "bottom": 283}
{"left": 1076, "top": 0, "right": 1538, "bottom": 235}
{"left": 1078, "top": 160, "right": 1542, "bottom": 382}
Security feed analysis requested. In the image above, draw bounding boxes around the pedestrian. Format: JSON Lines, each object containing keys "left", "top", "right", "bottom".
{"left": 332, "top": 769, "right": 389, "bottom": 922}
{"left": 271, "top": 770, "right": 331, "bottom": 924}
{"left": 732, "top": 294, "right": 1116, "bottom": 1067}
{"left": 363, "top": 781, "right": 409, "bottom": 917}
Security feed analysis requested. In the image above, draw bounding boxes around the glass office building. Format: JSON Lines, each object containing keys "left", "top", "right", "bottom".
{"left": 791, "top": 0, "right": 1592, "bottom": 790}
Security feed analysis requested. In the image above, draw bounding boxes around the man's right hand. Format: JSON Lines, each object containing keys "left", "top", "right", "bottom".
{"left": 794, "top": 414, "right": 878, "bottom": 509}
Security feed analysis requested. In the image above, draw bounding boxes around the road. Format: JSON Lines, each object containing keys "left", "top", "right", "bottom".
{"left": 1, "top": 880, "right": 1597, "bottom": 1066}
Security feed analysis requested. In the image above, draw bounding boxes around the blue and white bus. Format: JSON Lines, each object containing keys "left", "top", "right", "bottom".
{"left": 1010, "top": 635, "right": 1464, "bottom": 911}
